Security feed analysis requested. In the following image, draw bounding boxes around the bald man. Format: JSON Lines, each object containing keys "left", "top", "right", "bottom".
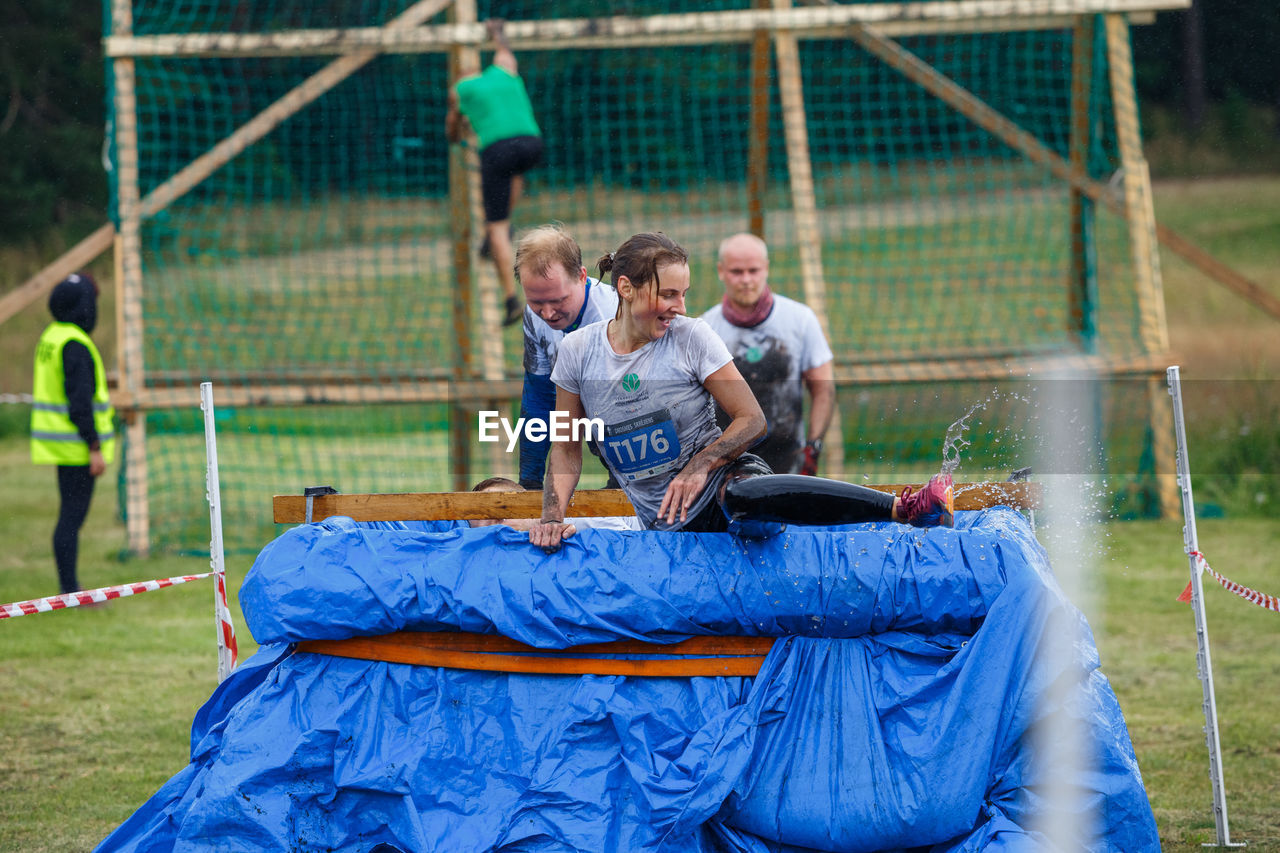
{"left": 702, "top": 233, "right": 834, "bottom": 475}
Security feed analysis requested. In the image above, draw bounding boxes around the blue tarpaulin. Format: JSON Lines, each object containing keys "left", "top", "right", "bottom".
{"left": 97, "top": 508, "right": 1158, "bottom": 852}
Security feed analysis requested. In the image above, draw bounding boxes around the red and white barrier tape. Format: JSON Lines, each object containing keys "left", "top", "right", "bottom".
{"left": 1178, "top": 550, "right": 1280, "bottom": 613}
{"left": 2, "top": 573, "right": 212, "bottom": 618}
{"left": 213, "top": 571, "right": 239, "bottom": 665}
{"left": 2, "top": 572, "right": 239, "bottom": 666}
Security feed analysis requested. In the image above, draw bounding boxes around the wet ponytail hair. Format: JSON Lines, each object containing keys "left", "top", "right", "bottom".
{"left": 596, "top": 232, "right": 689, "bottom": 303}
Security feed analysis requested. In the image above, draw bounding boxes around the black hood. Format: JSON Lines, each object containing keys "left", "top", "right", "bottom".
{"left": 48, "top": 273, "right": 98, "bottom": 334}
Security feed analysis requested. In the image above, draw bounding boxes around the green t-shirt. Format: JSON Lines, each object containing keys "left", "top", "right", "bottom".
{"left": 455, "top": 65, "right": 541, "bottom": 151}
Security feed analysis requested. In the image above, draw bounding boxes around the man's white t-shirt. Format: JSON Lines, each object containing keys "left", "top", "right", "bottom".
{"left": 702, "top": 294, "right": 833, "bottom": 473}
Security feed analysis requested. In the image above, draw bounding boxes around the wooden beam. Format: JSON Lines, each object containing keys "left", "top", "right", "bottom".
{"left": 273, "top": 488, "right": 636, "bottom": 523}
{"left": 106, "top": 352, "right": 1172, "bottom": 410}
{"left": 104, "top": 1, "right": 1187, "bottom": 58}
{"left": 1106, "top": 14, "right": 1168, "bottom": 355}
{"left": 271, "top": 480, "right": 1041, "bottom": 523}
{"left": 111, "top": 0, "right": 150, "bottom": 557}
{"left": 449, "top": 2, "right": 508, "bottom": 481}
{"left": 448, "top": 0, "right": 479, "bottom": 492}
{"left": 297, "top": 633, "right": 774, "bottom": 677}
{"left": 832, "top": 351, "right": 1169, "bottom": 384}
{"left": 110, "top": 378, "right": 521, "bottom": 412}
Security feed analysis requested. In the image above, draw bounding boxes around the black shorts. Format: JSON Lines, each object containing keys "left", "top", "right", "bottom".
{"left": 479, "top": 135, "right": 544, "bottom": 222}
{"left": 681, "top": 453, "right": 773, "bottom": 533}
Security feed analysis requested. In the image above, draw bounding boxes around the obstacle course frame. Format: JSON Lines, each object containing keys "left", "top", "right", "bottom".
{"left": 97, "top": 0, "right": 1187, "bottom": 554}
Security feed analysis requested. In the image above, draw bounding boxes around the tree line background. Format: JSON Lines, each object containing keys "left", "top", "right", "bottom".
{"left": 1, "top": 1, "right": 1277, "bottom": 248}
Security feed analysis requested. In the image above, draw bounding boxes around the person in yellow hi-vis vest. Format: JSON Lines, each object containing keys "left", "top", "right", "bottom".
{"left": 31, "top": 273, "right": 115, "bottom": 595}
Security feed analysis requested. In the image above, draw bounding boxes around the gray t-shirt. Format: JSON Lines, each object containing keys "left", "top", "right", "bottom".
{"left": 551, "top": 315, "right": 734, "bottom": 530}
{"left": 702, "top": 294, "right": 833, "bottom": 473}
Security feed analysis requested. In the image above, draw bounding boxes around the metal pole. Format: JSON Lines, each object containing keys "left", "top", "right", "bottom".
{"left": 1167, "top": 365, "right": 1241, "bottom": 848}
{"left": 200, "top": 382, "right": 234, "bottom": 683}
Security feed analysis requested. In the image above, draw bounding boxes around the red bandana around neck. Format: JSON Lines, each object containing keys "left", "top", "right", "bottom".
{"left": 719, "top": 285, "right": 775, "bottom": 328}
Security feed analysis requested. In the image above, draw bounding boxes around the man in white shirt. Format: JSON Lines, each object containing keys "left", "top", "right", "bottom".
{"left": 516, "top": 225, "right": 619, "bottom": 488}
{"left": 701, "top": 233, "right": 835, "bottom": 475}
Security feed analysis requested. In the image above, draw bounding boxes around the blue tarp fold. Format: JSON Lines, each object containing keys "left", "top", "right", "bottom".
{"left": 98, "top": 509, "right": 1158, "bottom": 852}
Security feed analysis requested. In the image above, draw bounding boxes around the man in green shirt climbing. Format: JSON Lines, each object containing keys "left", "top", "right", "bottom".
{"left": 446, "top": 18, "right": 544, "bottom": 327}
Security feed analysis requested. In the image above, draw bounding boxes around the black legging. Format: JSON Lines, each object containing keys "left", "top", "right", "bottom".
{"left": 684, "top": 474, "right": 896, "bottom": 533}
{"left": 54, "top": 465, "right": 96, "bottom": 594}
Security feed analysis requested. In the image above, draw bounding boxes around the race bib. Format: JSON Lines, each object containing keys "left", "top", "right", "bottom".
{"left": 602, "top": 409, "right": 682, "bottom": 482}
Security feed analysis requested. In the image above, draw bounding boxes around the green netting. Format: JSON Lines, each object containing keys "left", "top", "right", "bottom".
{"left": 106, "top": 1, "right": 1166, "bottom": 552}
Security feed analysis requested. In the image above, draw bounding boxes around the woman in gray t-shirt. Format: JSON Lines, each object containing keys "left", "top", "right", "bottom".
{"left": 532, "top": 233, "right": 767, "bottom": 549}
{"left": 530, "top": 232, "right": 955, "bottom": 553}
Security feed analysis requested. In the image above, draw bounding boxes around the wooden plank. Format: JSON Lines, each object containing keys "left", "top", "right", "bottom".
{"left": 133, "top": 367, "right": 457, "bottom": 384}
{"left": 273, "top": 488, "right": 637, "bottom": 523}
{"left": 272, "top": 481, "right": 1041, "bottom": 523}
{"left": 296, "top": 635, "right": 769, "bottom": 677}
{"left": 104, "top": 1, "right": 1188, "bottom": 58}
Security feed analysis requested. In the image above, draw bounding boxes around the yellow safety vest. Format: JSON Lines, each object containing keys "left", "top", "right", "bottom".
{"left": 31, "top": 322, "right": 116, "bottom": 465}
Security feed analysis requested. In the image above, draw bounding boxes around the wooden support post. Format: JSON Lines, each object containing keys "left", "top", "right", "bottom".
{"left": 771, "top": 0, "right": 842, "bottom": 478}
{"left": 1105, "top": 13, "right": 1176, "bottom": 518}
{"left": 1105, "top": 14, "right": 1167, "bottom": 356}
{"left": 112, "top": 0, "right": 150, "bottom": 557}
{"left": 746, "top": 0, "right": 772, "bottom": 239}
{"left": 447, "top": 0, "right": 478, "bottom": 492}
{"left": 453, "top": 7, "right": 509, "bottom": 481}
{"left": 1067, "top": 14, "right": 1099, "bottom": 352}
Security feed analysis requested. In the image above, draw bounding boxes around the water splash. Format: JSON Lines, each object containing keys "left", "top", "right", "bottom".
{"left": 941, "top": 402, "right": 985, "bottom": 476}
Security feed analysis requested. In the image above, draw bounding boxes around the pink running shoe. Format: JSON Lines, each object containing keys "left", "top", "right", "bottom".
{"left": 898, "top": 473, "right": 955, "bottom": 527}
